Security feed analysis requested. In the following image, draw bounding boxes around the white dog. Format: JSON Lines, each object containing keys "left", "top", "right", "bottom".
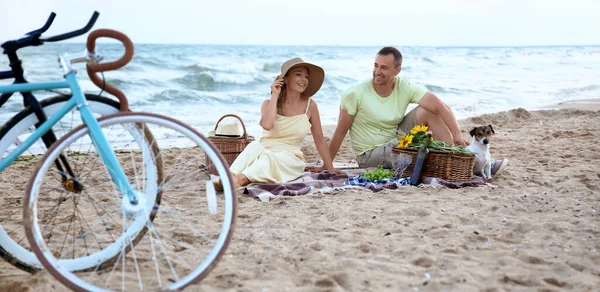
{"left": 465, "top": 125, "right": 495, "bottom": 179}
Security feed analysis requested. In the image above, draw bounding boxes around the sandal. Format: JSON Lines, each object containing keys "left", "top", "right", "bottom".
{"left": 212, "top": 179, "right": 242, "bottom": 192}
{"left": 213, "top": 180, "right": 224, "bottom": 192}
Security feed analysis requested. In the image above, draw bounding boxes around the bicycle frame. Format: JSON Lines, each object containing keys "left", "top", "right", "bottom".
{"left": 0, "top": 72, "right": 138, "bottom": 204}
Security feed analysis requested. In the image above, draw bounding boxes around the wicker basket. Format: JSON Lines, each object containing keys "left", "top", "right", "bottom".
{"left": 207, "top": 114, "right": 255, "bottom": 174}
{"left": 391, "top": 147, "right": 475, "bottom": 182}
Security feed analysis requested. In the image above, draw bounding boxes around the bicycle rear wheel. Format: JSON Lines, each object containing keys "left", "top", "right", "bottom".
{"left": 0, "top": 94, "right": 121, "bottom": 272}
{"left": 24, "top": 112, "right": 236, "bottom": 291}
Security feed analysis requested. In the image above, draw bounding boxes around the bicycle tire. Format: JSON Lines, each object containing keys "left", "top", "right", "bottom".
{"left": 0, "top": 94, "right": 119, "bottom": 141}
{"left": 0, "top": 94, "right": 160, "bottom": 273}
{"left": 24, "top": 112, "right": 236, "bottom": 291}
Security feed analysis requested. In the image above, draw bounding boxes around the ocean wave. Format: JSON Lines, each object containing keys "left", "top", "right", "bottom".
{"left": 558, "top": 84, "right": 600, "bottom": 96}
{"left": 132, "top": 88, "right": 261, "bottom": 107}
{"left": 262, "top": 61, "right": 281, "bottom": 72}
{"left": 136, "top": 89, "right": 219, "bottom": 105}
{"left": 103, "top": 78, "right": 127, "bottom": 87}
{"left": 424, "top": 84, "right": 447, "bottom": 93}
{"left": 181, "top": 64, "right": 214, "bottom": 73}
{"left": 135, "top": 57, "right": 166, "bottom": 67}
{"left": 424, "top": 84, "right": 481, "bottom": 95}
{"left": 180, "top": 60, "right": 261, "bottom": 75}
{"left": 319, "top": 75, "right": 358, "bottom": 93}
{"left": 173, "top": 71, "right": 267, "bottom": 90}
{"left": 314, "top": 86, "right": 343, "bottom": 102}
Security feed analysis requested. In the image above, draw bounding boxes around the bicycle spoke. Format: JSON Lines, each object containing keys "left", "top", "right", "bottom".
{"left": 58, "top": 207, "right": 76, "bottom": 258}
{"left": 81, "top": 190, "right": 119, "bottom": 243}
{"left": 145, "top": 219, "right": 179, "bottom": 282}
{"left": 127, "top": 224, "right": 144, "bottom": 290}
{"left": 143, "top": 226, "right": 163, "bottom": 288}
{"left": 121, "top": 215, "right": 126, "bottom": 292}
{"left": 104, "top": 245, "right": 125, "bottom": 288}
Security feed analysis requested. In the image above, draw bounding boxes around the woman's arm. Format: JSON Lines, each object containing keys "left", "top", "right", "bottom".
{"left": 260, "top": 76, "right": 283, "bottom": 130}
{"left": 259, "top": 98, "right": 277, "bottom": 130}
{"left": 307, "top": 99, "right": 343, "bottom": 174}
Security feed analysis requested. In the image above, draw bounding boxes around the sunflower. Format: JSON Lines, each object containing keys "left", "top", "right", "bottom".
{"left": 397, "top": 134, "right": 414, "bottom": 148}
{"left": 410, "top": 125, "right": 429, "bottom": 135}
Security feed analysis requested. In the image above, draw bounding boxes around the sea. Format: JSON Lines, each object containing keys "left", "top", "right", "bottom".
{"left": 1, "top": 43, "right": 599, "bottom": 139}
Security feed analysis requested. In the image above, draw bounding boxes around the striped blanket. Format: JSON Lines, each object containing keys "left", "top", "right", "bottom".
{"left": 240, "top": 170, "right": 487, "bottom": 202}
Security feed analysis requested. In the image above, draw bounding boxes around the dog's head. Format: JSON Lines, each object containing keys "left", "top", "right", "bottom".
{"left": 469, "top": 125, "right": 495, "bottom": 145}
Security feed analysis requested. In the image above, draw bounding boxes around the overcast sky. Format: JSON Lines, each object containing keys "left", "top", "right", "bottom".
{"left": 1, "top": 0, "right": 598, "bottom": 46}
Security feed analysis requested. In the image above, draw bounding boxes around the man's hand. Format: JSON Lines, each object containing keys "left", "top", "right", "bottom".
{"left": 305, "top": 164, "right": 344, "bottom": 174}
{"left": 326, "top": 167, "right": 344, "bottom": 175}
{"left": 454, "top": 136, "right": 470, "bottom": 147}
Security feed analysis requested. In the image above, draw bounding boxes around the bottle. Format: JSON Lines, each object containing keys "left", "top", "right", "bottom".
{"left": 410, "top": 133, "right": 432, "bottom": 186}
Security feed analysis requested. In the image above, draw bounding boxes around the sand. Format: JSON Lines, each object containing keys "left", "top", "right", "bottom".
{"left": 1, "top": 103, "right": 599, "bottom": 291}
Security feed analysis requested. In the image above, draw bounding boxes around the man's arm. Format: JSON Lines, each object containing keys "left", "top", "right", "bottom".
{"left": 417, "top": 92, "right": 468, "bottom": 146}
{"left": 329, "top": 108, "right": 355, "bottom": 160}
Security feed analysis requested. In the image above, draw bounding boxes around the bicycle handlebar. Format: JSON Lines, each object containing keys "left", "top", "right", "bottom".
{"left": 86, "top": 29, "right": 134, "bottom": 72}
{"left": 25, "top": 12, "right": 56, "bottom": 36}
{"left": 1, "top": 11, "right": 99, "bottom": 54}
{"left": 86, "top": 29, "right": 134, "bottom": 111}
{"left": 41, "top": 11, "right": 99, "bottom": 43}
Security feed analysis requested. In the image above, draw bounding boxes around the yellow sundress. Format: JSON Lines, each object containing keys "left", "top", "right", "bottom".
{"left": 230, "top": 99, "right": 312, "bottom": 183}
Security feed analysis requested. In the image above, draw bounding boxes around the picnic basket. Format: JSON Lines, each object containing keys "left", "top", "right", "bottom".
{"left": 207, "top": 114, "right": 255, "bottom": 174}
{"left": 391, "top": 147, "right": 475, "bottom": 182}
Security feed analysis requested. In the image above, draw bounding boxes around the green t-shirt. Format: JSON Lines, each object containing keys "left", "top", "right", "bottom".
{"left": 341, "top": 76, "right": 427, "bottom": 155}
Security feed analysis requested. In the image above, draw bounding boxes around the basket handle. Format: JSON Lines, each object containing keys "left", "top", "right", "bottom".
{"left": 214, "top": 114, "right": 249, "bottom": 139}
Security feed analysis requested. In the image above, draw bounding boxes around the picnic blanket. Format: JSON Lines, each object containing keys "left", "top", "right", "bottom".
{"left": 241, "top": 172, "right": 352, "bottom": 202}
{"left": 240, "top": 169, "right": 488, "bottom": 202}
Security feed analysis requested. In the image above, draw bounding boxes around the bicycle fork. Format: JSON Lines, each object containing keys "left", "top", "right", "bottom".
{"left": 67, "top": 75, "right": 139, "bottom": 209}
{"left": 23, "top": 92, "right": 83, "bottom": 193}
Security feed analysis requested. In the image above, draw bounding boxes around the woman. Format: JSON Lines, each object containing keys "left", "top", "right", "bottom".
{"left": 215, "top": 57, "right": 342, "bottom": 190}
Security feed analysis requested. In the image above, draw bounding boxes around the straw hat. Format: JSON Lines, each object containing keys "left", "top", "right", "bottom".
{"left": 208, "top": 121, "right": 243, "bottom": 138}
{"left": 279, "top": 57, "right": 324, "bottom": 97}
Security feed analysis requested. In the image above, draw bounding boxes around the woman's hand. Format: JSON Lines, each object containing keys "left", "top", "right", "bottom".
{"left": 270, "top": 75, "right": 284, "bottom": 98}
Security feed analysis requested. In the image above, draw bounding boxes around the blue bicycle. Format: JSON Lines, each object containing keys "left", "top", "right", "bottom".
{"left": 0, "top": 12, "right": 236, "bottom": 291}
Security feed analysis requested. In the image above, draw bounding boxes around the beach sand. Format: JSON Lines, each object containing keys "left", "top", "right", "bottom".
{"left": 1, "top": 103, "right": 599, "bottom": 291}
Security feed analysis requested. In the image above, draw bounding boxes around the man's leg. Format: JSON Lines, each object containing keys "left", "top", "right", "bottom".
{"left": 357, "top": 106, "right": 420, "bottom": 169}
{"left": 398, "top": 107, "right": 418, "bottom": 135}
{"left": 413, "top": 106, "right": 454, "bottom": 145}
{"left": 491, "top": 159, "right": 509, "bottom": 176}
{"left": 356, "top": 139, "right": 398, "bottom": 169}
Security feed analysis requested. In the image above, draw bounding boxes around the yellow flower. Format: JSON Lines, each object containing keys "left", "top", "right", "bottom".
{"left": 397, "top": 134, "right": 414, "bottom": 148}
{"left": 410, "top": 125, "right": 429, "bottom": 135}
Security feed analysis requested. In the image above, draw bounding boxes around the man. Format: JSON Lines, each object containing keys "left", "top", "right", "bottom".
{"left": 328, "top": 46, "right": 508, "bottom": 175}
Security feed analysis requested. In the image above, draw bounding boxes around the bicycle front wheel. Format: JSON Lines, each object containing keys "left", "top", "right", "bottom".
{"left": 0, "top": 94, "right": 120, "bottom": 272}
{"left": 24, "top": 112, "right": 237, "bottom": 291}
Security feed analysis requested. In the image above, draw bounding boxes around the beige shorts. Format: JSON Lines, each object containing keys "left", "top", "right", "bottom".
{"left": 356, "top": 107, "right": 418, "bottom": 168}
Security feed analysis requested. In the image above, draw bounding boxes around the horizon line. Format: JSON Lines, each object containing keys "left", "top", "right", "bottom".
{"left": 56, "top": 41, "right": 600, "bottom": 48}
